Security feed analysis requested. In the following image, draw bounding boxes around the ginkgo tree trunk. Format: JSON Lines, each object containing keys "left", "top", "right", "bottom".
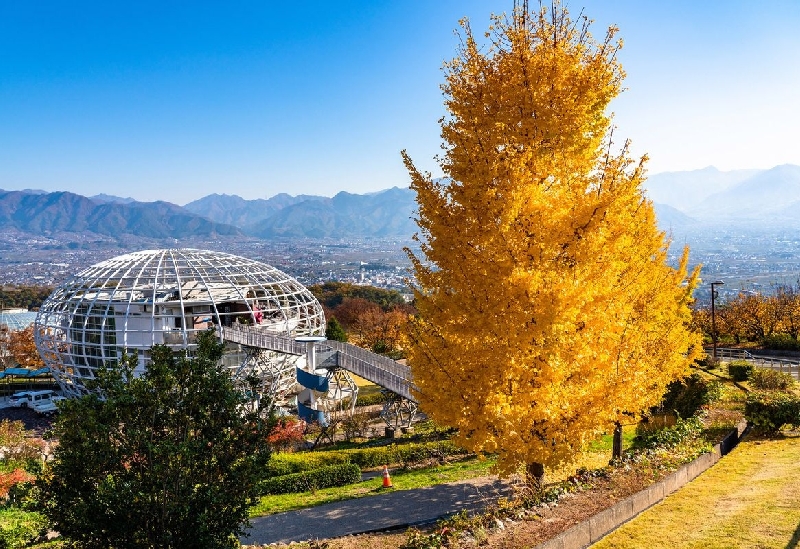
{"left": 404, "top": 3, "right": 702, "bottom": 481}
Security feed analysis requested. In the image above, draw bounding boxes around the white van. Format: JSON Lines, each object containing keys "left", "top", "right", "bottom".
{"left": 21, "top": 390, "right": 55, "bottom": 409}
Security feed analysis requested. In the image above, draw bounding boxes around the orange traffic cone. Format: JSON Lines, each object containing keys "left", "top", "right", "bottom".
{"left": 382, "top": 465, "right": 393, "bottom": 488}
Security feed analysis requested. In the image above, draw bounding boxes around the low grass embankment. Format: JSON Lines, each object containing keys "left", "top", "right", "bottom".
{"left": 249, "top": 423, "right": 641, "bottom": 518}
{"left": 591, "top": 432, "right": 800, "bottom": 549}
{"left": 249, "top": 456, "right": 497, "bottom": 516}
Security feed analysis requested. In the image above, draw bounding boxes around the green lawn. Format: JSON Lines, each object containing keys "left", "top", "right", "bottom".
{"left": 249, "top": 424, "right": 635, "bottom": 518}
{"left": 591, "top": 432, "right": 800, "bottom": 549}
{"left": 249, "top": 456, "right": 497, "bottom": 517}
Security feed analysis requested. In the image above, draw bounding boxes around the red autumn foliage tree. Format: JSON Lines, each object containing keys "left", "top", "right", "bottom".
{"left": 266, "top": 417, "right": 306, "bottom": 452}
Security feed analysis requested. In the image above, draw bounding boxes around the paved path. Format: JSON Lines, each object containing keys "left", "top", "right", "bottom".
{"left": 240, "top": 476, "right": 513, "bottom": 545}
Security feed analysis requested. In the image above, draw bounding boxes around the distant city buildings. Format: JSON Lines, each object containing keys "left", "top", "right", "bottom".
{"left": 0, "top": 235, "right": 417, "bottom": 292}
{"left": 1, "top": 229, "right": 799, "bottom": 302}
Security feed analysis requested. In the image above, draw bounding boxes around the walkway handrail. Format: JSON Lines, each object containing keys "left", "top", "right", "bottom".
{"left": 219, "top": 325, "right": 307, "bottom": 355}
{"left": 714, "top": 347, "right": 800, "bottom": 380}
{"left": 219, "top": 325, "right": 417, "bottom": 401}
{"left": 714, "top": 348, "right": 757, "bottom": 362}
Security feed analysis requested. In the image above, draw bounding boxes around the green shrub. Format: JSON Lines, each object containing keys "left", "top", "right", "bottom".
{"left": 0, "top": 508, "right": 48, "bottom": 549}
{"left": 355, "top": 392, "right": 387, "bottom": 407}
{"left": 655, "top": 373, "right": 721, "bottom": 418}
{"left": 411, "top": 420, "right": 457, "bottom": 439}
{"left": 258, "top": 463, "right": 361, "bottom": 495}
{"left": 635, "top": 416, "right": 703, "bottom": 449}
{"left": 728, "top": 360, "right": 754, "bottom": 381}
{"left": 749, "top": 368, "right": 796, "bottom": 391}
{"left": 342, "top": 440, "right": 463, "bottom": 468}
{"left": 6, "top": 481, "right": 38, "bottom": 512}
{"left": 266, "top": 440, "right": 466, "bottom": 480}
{"left": 744, "top": 391, "right": 800, "bottom": 434}
{"left": 265, "top": 452, "right": 349, "bottom": 478}
{"left": 762, "top": 334, "right": 800, "bottom": 351}
{"left": 341, "top": 412, "right": 372, "bottom": 441}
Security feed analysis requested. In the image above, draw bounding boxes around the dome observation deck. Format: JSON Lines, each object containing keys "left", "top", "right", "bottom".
{"left": 34, "top": 249, "right": 325, "bottom": 397}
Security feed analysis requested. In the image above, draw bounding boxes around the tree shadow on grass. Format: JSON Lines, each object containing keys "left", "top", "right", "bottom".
{"left": 785, "top": 520, "right": 800, "bottom": 549}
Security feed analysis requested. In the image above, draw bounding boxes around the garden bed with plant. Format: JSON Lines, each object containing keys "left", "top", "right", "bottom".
{"left": 242, "top": 362, "right": 800, "bottom": 549}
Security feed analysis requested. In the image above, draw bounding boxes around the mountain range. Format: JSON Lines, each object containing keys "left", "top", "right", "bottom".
{"left": 644, "top": 164, "right": 800, "bottom": 228}
{"left": 0, "top": 190, "right": 240, "bottom": 239}
{"left": 1, "top": 164, "right": 799, "bottom": 241}
{"left": 183, "top": 187, "right": 418, "bottom": 238}
{"left": 0, "top": 187, "right": 419, "bottom": 241}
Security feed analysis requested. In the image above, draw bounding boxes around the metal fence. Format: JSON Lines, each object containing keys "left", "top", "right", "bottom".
{"left": 716, "top": 347, "right": 800, "bottom": 380}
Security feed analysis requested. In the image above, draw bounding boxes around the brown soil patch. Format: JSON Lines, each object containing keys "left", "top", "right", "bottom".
{"left": 474, "top": 467, "right": 659, "bottom": 549}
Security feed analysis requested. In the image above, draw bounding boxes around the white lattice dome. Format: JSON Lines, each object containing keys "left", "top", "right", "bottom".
{"left": 34, "top": 249, "right": 325, "bottom": 397}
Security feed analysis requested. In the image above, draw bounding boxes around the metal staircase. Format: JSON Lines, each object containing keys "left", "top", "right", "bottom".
{"left": 219, "top": 325, "right": 416, "bottom": 400}
{"left": 219, "top": 325, "right": 418, "bottom": 426}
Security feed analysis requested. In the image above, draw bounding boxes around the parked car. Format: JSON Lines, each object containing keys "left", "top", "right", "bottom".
{"left": 33, "top": 399, "right": 58, "bottom": 415}
{"left": 17, "top": 390, "right": 55, "bottom": 409}
{"left": 8, "top": 391, "right": 34, "bottom": 408}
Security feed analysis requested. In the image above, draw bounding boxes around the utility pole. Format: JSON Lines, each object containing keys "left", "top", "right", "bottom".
{"left": 710, "top": 280, "right": 725, "bottom": 360}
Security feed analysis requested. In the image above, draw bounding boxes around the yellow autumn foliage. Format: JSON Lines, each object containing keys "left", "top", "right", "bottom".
{"left": 403, "top": 4, "right": 702, "bottom": 476}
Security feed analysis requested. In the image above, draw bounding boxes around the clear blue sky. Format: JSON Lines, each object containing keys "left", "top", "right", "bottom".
{"left": 2, "top": 1, "right": 799, "bottom": 205}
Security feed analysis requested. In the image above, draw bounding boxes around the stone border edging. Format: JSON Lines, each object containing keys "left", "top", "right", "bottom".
{"left": 534, "top": 420, "right": 749, "bottom": 549}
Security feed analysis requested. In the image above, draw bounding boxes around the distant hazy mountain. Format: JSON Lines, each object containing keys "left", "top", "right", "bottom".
{"left": 653, "top": 203, "right": 696, "bottom": 230}
{"left": 91, "top": 193, "right": 137, "bottom": 204}
{"left": 0, "top": 190, "right": 241, "bottom": 238}
{"left": 644, "top": 167, "right": 759, "bottom": 211}
{"left": 776, "top": 198, "right": 800, "bottom": 219}
{"left": 688, "top": 164, "right": 800, "bottom": 220}
{"left": 10, "top": 188, "right": 48, "bottom": 195}
{"left": 183, "top": 193, "right": 325, "bottom": 228}
{"left": 245, "top": 187, "right": 417, "bottom": 238}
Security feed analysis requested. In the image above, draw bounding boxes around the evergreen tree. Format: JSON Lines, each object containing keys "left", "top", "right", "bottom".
{"left": 325, "top": 316, "right": 348, "bottom": 342}
{"left": 404, "top": 4, "right": 701, "bottom": 479}
{"left": 37, "top": 330, "right": 273, "bottom": 548}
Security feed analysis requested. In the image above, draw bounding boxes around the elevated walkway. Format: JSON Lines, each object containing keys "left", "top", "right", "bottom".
{"left": 218, "top": 325, "right": 416, "bottom": 401}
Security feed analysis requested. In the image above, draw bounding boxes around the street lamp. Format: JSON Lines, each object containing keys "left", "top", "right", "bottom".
{"left": 710, "top": 280, "right": 725, "bottom": 360}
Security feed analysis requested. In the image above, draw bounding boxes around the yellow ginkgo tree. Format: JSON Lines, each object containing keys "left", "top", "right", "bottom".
{"left": 403, "top": 3, "right": 702, "bottom": 482}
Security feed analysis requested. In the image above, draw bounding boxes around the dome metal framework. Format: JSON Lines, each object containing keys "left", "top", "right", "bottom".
{"left": 34, "top": 249, "right": 325, "bottom": 397}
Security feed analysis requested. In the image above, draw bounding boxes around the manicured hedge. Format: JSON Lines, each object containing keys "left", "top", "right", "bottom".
{"left": 258, "top": 463, "right": 362, "bottom": 495}
{"left": 745, "top": 391, "right": 800, "bottom": 434}
{"left": 762, "top": 334, "right": 800, "bottom": 351}
{"left": 339, "top": 440, "right": 463, "bottom": 468}
{"left": 265, "top": 440, "right": 465, "bottom": 478}
{"left": 728, "top": 360, "right": 753, "bottom": 381}
{"left": 265, "top": 452, "right": 349, "bottom": 478}
{"left": 355, "top": 392, "right": 387, "bottom": 407}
